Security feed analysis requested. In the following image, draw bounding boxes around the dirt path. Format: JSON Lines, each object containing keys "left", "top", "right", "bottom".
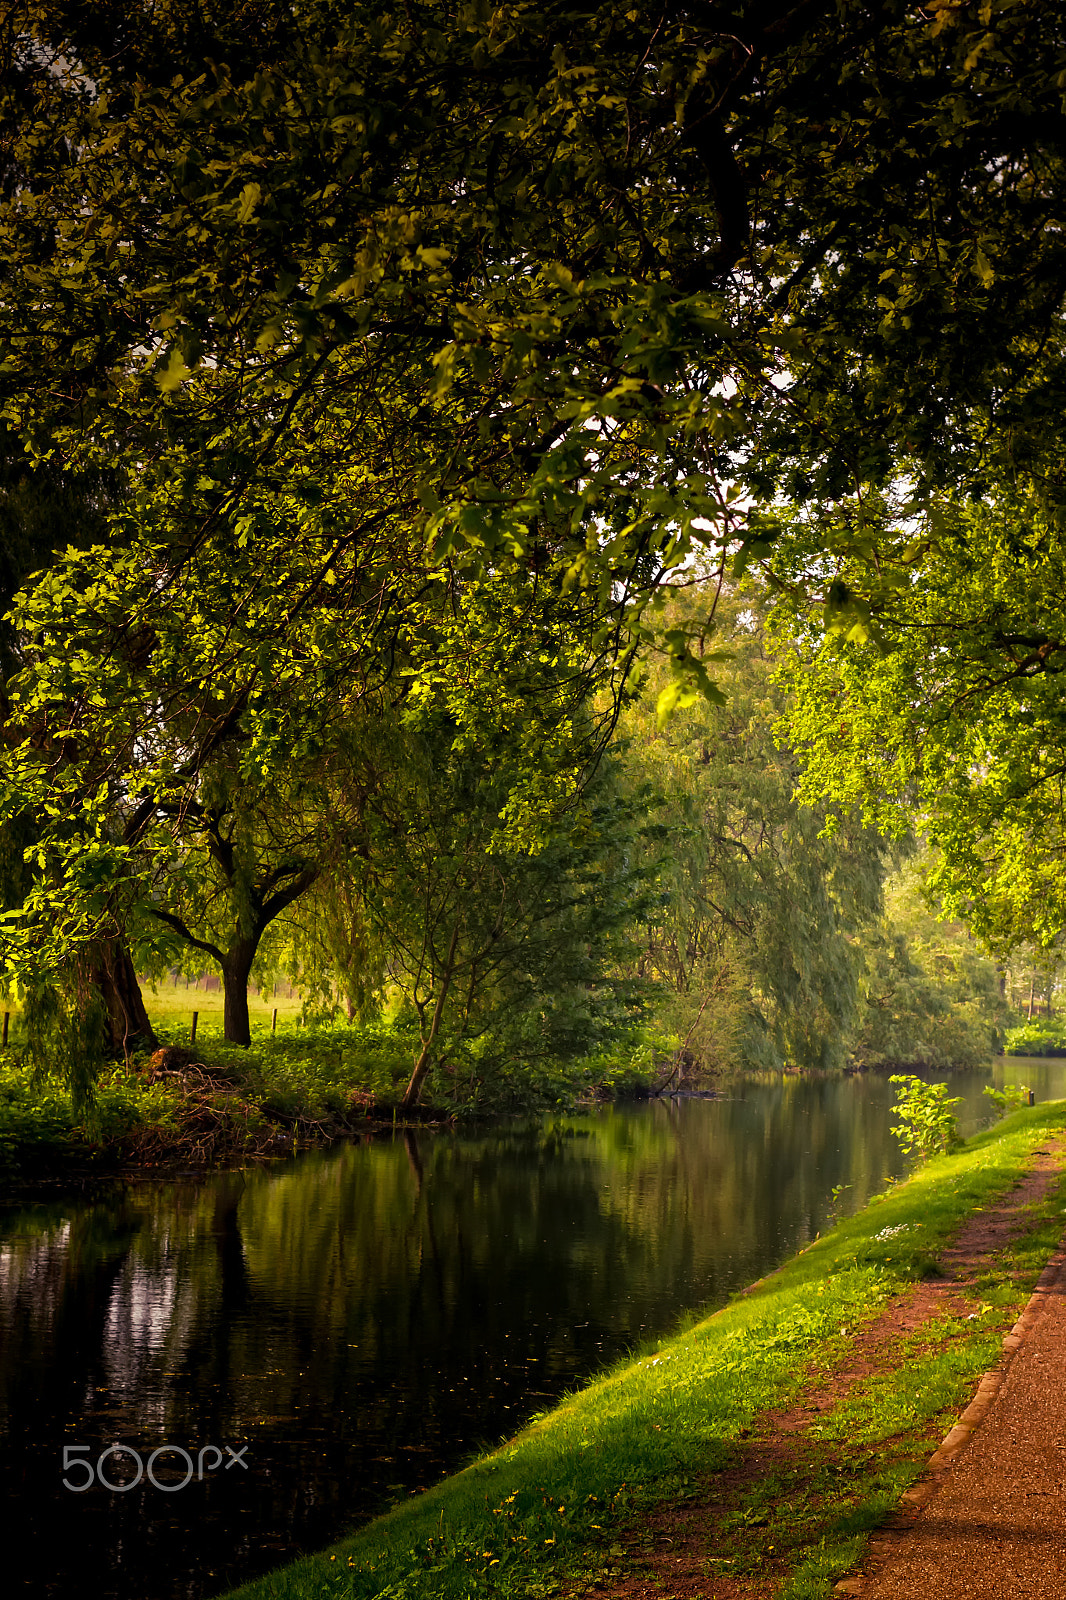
{"left": 848, "top": 1225, "right": 1066, "bottom": 1597}
{"left": 593, "top": 1141, "right": 1066, "bottom": 1600}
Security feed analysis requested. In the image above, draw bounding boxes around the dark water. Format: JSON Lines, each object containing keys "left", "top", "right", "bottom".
{"left": 1, "top": 1059, "right": 1061, "bottom": 1599}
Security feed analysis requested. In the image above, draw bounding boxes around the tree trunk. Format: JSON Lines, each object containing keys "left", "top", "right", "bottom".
{"left": 400, "top": 922, "right": 460, "bottom": 1110}
{"left": 90, "top": 939, "right": 158, "bottom": 1056}
{"left": 221, "top": 938, "right": 258, "bottom": 1047}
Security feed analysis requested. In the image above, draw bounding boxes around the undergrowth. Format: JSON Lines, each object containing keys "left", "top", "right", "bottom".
{"left": 0, "top": 1016, "right": 671, "bottom": 1174}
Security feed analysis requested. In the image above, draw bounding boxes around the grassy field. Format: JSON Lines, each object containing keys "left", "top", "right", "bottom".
{"left": 143, "top": 979, "right": 307, "bottom": 1040}
{"left": 218, "top": 1102, "right": 1066, "bottom": 1600}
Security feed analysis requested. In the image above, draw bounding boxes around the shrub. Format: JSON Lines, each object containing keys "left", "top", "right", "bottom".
{"left": 889, "top": 1073, "right": 962, "bottom": 1161}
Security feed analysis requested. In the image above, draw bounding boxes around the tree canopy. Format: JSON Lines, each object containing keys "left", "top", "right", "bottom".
{"left": 2, "top": 0, "right": 1066, "bottom": 1067}
{"left": 773, "top": 490, "right": 1066, "bottom": 955}
{"left": 4, "top": 0, "right": 1066, "bottom": 627}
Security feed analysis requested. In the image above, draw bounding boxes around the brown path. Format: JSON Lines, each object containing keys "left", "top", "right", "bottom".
{"left": 594, "top": 1140, "right": 1066, "bottom": 1600}
{"left": 849, "top": 1237, "right": 1066, "bottom": 1598}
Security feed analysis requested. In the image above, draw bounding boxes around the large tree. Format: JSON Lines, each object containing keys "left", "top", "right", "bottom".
{"left": 3, "top": 0, "right": 1066, "bottom": 1001}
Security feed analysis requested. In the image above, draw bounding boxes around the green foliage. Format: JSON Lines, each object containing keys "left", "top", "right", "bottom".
{"left": 619, "top": 588, "right": 889, "bottom": 1075}
{"left": 850, "top": 856, "right": 1003, "bottom": 1070}
{"left": 251, "top": 574, "right": 658, "bottom": 1103}
{"left": 888, "top": 1074, "right": 962, "bottom": 1161}
{"left": 774, "top": 493, "right": 1066, "bottom": 960}
{"left": 1003, "top": 1018, "right": 1066, "bottom": 1058}
{"left": 0, "top": 1061, "right": 76, "bottom": 1169}
{"left": 5, "top": 4, "right": 1066, "bottom": 1088}
{"left": 14, "top": 975, "right": 109, "bottom": 1117}
{"left": 982, "top": 1083, "right": 1031, "bottom": 1119}
{"left": 3, "top": 0, "right": 1066, "bottom": 1033}
{"left": 0, "top": 1056, "right": 180, "bottom": 1171}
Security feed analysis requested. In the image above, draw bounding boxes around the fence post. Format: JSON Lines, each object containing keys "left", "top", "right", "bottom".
{"left": 272, "top": 1008, "right": 278, "bottom": 1034}
{"left": 190, "top": 1011, "right": 198, "bottom": 1047}
{"left": 1, "top": 1012, "right": 8, "bottom": 1048}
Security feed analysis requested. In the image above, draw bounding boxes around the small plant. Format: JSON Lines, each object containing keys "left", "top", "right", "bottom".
{"left": 982, "top": 1083, "right": 1031, "bottom": 1119}
{"left": 888, "top": 1074, "right": 962, "bottom": 1161}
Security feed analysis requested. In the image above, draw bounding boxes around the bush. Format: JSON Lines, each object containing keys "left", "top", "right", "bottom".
{"left": 889, "top": 1073, "right": 962, "bottom": 1161}
{"left": 1003, "top": 1018, "right": 1066, "bottom": 1057}
{"left": 982, "top": 1083, "right": 1031, "bottom": 1119}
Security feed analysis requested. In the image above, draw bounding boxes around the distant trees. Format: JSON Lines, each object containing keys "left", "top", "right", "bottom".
{"left": 618, "top": 590, "right": 889, "bottom": 1073}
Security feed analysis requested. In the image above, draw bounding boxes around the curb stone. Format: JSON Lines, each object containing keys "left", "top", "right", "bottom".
{"left": 832, "top": 1226, "right": 1066, "bottom": 1595}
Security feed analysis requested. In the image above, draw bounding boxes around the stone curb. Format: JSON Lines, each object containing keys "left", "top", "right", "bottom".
{"left": 832, "top": 1223, "right": 1066, "bottom": 1595}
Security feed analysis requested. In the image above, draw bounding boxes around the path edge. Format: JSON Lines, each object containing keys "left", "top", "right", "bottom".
{"left": 832, "top": 1215, "right": 1066, "bottom": 1594}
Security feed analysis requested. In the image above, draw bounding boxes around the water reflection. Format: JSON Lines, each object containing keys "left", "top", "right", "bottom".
{"left": 0, "top": 1061, "right": 1060, "bottom": 1599}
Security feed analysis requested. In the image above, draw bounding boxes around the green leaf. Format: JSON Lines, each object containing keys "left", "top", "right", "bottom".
{"left": 156, "top": 346, "right": 194, "bottom": 393}
{"left": 236, "top": 182, "right": 262, "bottom": 225}
{"left": 971, "top": 247, "right": 995, "bottom": 288}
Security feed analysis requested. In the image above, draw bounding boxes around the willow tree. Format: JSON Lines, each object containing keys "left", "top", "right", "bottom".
{"left": 620, "top": 589, "right": 888, "bottom": 1073}
{"left": 274, "top": 570, "right": 649, "bottom": 1108}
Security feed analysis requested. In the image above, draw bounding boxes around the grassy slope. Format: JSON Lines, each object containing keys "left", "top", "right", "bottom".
{"left": 220, "top": 1102, "right": 1066, "bottom": 1600}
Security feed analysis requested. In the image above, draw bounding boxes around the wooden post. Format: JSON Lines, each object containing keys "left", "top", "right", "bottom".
{"left": 1, "top": 1012, "right": 8, "bottom": 1048}
{"left": 190, "top": 1011, "right": 198, "bottom": 1046}
{"left": 272, "top": 1007, "right": 278, "bottom": 1034}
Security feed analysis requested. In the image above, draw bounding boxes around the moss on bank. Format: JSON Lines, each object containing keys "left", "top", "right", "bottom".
{"left": 217, "top": 1103, "right": 1066, "bottom": 1600}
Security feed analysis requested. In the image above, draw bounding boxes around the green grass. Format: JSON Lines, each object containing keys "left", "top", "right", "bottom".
{"left": 218, "top": 1101, "right": 1066, "bottom": 1600}
{"left": 143, "top": 979, "right": 306, "bottom": 1038}
{"left": 0, "top": 1010, "right": 430, "bottom": 1171}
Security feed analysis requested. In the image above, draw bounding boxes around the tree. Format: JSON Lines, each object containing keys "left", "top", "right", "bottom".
{"left": 0, "top": 427, "right": 158, "bottom": 1052}
{"left": 772, "top": 490, "right": 1066, "bottom": 959}
{"left": 139, "top": 754, "right": 322, "bottom": 1047}
{"left": 849, "top": 854, "right": 1002, "bottom": 1070}
{"left": 4, "top": 0, "right": 1066, "bottom": 662}
{"left": 289, "top": 572, "right": 649, "bottom": 1108}
{"left": 4, "top": 0, "right": 1066, "bottom": 1013}
{"left": 618, "top": 587, "right": 888, "bottom": 1074}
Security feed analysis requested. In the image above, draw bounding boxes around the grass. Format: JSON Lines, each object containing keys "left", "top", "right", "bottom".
{"left": 143, "top": 978, "right": 306, "bottom": 1038}
{"left": 217, "top": 1101, "right": 1066, "bottom": 1600}
{"left": 0, "top": 984, "right": 671, "bottom": 1171}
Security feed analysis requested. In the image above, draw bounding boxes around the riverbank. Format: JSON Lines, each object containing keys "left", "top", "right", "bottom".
{"left": 218, "top": 1101, "right": 1066, "bottom": 1600}
{"left": 0, "top": 1018, "right": 678, "bottom": 1178}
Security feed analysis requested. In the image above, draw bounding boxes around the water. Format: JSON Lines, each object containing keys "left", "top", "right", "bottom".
{"left": 0, "top": 1059, "right": 1060, "bottom": 1599}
